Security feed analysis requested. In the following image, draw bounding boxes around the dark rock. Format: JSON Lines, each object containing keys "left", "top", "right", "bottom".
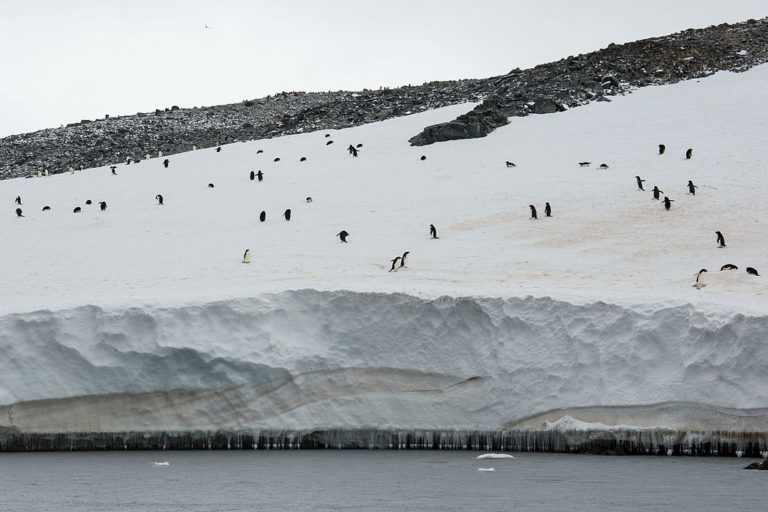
{"left": 409, "top": 109, "right": 509, "bottom": 146}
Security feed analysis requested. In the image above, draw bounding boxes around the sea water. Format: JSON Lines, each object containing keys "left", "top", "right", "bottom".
{"left": 0, "top": 451, "right": 764, "bottom": 511}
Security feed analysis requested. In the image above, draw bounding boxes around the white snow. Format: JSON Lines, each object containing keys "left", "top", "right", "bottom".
{"left": 477, "top": 454, "right": 515, "bottom": 459}
{"left": 1, "top": 64, "right": 768, "bottom": 435}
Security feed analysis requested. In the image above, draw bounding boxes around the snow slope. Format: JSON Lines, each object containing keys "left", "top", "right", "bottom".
{"left": 1, "top": 64, "right": 767, "bottom": 439}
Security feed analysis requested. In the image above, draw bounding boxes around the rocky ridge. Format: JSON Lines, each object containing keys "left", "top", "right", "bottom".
{"left": 1, "top": 18, "right": 767, "bottom": 179}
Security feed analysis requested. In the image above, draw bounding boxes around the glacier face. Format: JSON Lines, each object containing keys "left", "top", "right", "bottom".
{"left": 1, "top": 290, "right": 767, "bottom": 434}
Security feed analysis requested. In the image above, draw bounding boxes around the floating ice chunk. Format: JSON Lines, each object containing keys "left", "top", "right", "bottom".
{"left": 152, "top": 461, "right": 170, "bottom": 466}
{"left": 477, "top": 468, "right": 495, "bottom": 472}
{"left": 476, "top": 453, "right": 515, "bottom": 459}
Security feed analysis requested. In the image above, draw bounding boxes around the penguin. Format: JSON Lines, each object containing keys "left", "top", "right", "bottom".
{"left": 399, "top": 251, "right": 410, "bottom": 268}
{"left": 578, "top": 162, "right": 591, "bottom": 167}
{"left": 242, "top": 249, "right": 251, "bottom": 264}
{"left": 306, "top": 197, "right": 313, "bottom": 203}
{"left": 256, "top": 149, "right": 263, "bottom": 154}
{"left": 389, "top": 257, "right": 401, "bottom": 272}
{"left": 300, "top": 157, "right": 307, "bottom": 162}
{"left": 163, "top": 159, "right": 169, "bottom": 168}
{"left": 635, "top": 176, "right": 646, "bottom": 191}
{"left": 14, "top": 196, "right": 21, "bottom": 205}
{"left": 325, "top": 134, "right": 331, "bottom": 138}
{"left": 144, "top": 154, "right": 151, "bottom": 160}
{"left": 356, "top": 143, "right": 363, "bottom": 148}
{"left": 126, "top": 157, "right": 132, "bottom": 165}
{"left": 273, "top": 157, "right": 280, "bottom": 162}
{"left": 257, "top": 171, "right": 263, "bottom": 182}
{"left": 99, "top": 201, "right": 107, "bottom": 211}
{"left": 685, "top": 148, "right": 693, "bottom": 160}
{"left": 284, "top": 209, "right": 291, "bottom": 221}
{"left": 250, "top": 171, "right": 255, "bottom": 181}
{"left": 158, "top": 151, "right": 163, "bottom": 157}
{"left": 192, "top": 145, "right": 197, "bottom": 151}
{"left": 156, "top": 194, "right": 164, "bottom": 205}
{"left": 45, "top": 169, "right": 49, "bottom": 176}
{"left": 79, "top": 164, "right": 84, "bottom": 170}
{"left": 208, "top": 183, "right": 214, "bottom": 188}
{"left": 715, "top": 231, "right": 726, "bottom": 248}
{"left": 85, "top": 200, "right": 92, "bottom": 205}
{"left": 73, "top": 207, "right": 81, "bottom": 213}
{"left": 687, "top": 180, "right": 697, "bottom": 195}
{"left": 69, "top": 167, "right": 75, "bottom": 174}
{"left": 326, "top": 140, "right": 334, "bottom": 145}
{"left": 260, "top": 211, "right": 266, "bottom": 222}
{"left": 529, "top": 204, "right": 538, "bottom": 219}
{"left": 545, "top": 202, "right": 552, "bottom": 217}
{"left": 720, "top": 264, "right": 738, "bottom": 271}
{"left": 505, "top": 161, "right": 516, "bottom": 168}
{"left": 420, "top": 155, "right": 427, "bottom": 161}
{"left": 15, "top": 208, "right": 23, "bottom": 217}
{"left": 216, "top": 147, "right": 222, "bottom": 153}
{"left": 663, "top": 197, "right": 674, "bottom": 210}
{"left": 652, "top": 186, "right": 663, "bottom": 200}
{"left": 659, "top": 144, "right": 666, "bottom": 155}
{"left": 599, "top": 163, "right": 609, "bottom": 169}
{"left": 110, "top": 166, "right": 117, "bottom": 175}
{"left": 693, "top": 268, "right": 708, "bottom": 289}
{"left": 746, "top": 267, "right": 760, "bottom": 276}
{"left": 429, "top": 224, "right": 438, "bottom": 239}
{"left": 347, "top": 145, "right": 358, "bottom": 157}
{"left": 337, "top": 230, "right": 349, "bottom": 243}
{"left": 42, "top": 206, "right": 50, "bottom": 211}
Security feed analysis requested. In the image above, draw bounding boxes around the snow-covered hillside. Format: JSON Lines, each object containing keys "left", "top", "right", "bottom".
{"left": 1, "top": 65, "right": 767, "bottom": 446}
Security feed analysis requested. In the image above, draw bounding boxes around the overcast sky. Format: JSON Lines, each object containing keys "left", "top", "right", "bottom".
{"left": 1, "top": 1, "right": 765, "bottom": 137}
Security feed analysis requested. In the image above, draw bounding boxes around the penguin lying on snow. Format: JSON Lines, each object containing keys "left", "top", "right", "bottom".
{"left": 505, "top": 161, "right": 516, "bottom": 168}
{"left": 747, "top": 267, "right": 760, "bottom": 276}
{"left": 720, "top": 264, "right": 738, "bottom": 271}
{"left": 15, "top": 208, "right": 23, "bottom": 217}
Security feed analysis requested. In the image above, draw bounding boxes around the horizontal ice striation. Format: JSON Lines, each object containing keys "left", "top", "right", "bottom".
{"left": 1, "top": 290, "right": 768, "bottom": 448}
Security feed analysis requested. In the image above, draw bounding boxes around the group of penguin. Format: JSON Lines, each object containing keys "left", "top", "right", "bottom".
{"left": 14, "top": 195, "right": 107, "bottom": 216}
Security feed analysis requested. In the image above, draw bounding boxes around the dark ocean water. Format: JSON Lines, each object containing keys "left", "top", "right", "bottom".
{"left": 0, "top": 451, "right": 764, "bottom": 511}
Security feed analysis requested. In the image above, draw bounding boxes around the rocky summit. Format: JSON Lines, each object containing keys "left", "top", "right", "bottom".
{"left": 1, "top": 18, "right": 767, "bottom": 179}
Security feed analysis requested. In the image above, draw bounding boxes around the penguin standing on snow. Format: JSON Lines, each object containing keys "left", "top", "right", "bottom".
{"left": 659, "top": 144, "right": 666, "bottom": 155}
{"left": 685, "top": 148, "right": 693, "bottom": 160}
{"left": 529, "top": 205, "right": 538, "bottom": 219}
{"left": 14, "top": 196, "right": 21, "bottom": 205}
{"left": 250, "top": 171, "right": 255, "bottom": 181}
{"left": 111, "top": 166, "right": 117, "bottom": 175}
{"left": 687, "top": 180, "right": 697, "bottom": 195}
{"left": 163, "top": 159, "right": 169, "bottom": 168}
{"left": 715, "top": 231, "right": 726, "bottom": 248}
{"left": 242, "top": 249, "right": 251, "bottom": 264}
{"left": 429, "top": 224, "right": 438, "bottom": 239}
{"left": 337, "top": 230, "right": 349, "bottom": 243}
{"left": 389, "top": 257, "right": 401, "bottom": 272}
{"left": 545, "top": 202, "right": 552, "bottom": 217}
{"left": 693, "top": 268, "right": 708, "bottom": 289}
{"left": 99, "top": 201, "right": 107, "bottom": 211}
{"left": 347, "top": 145, "right": 359, "bottom": 157}
{"left": 399, "top": 251, "right": 410, "bottom": 269}
{"left": 284, "top": 209, "right": 291, "bottom": 221}
{"left": 260, "top": 211, "right": 266, "bottom": 222}
{"left": 156, "top": 194, "right": 164, "bottom": 205}
{"left": 635, "top": 176, "right": 646, "bottom": 191}
{"left": 652, "top": 186, "right": 663, "bottom": 200}
{"left": 216, "top": 147, "right": 222, "bottom": 153}
{"left": 15, "top": 208, "right": 23, "bottom": 217}
{"left": 663, "top": 197, "right": 674, "bottom": 211}
{"left": 257, "top": 171, "right": 263, "bottom": 182}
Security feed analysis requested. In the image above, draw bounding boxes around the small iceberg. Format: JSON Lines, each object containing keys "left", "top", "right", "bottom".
{"left": 478, "top": 468, "right": 496, "bottom": 472}
{"left": 476, "top": 453, "right": 515, "bottom": 460}
{"left": 152, "top": 461, "right": 170, "bottom": 467}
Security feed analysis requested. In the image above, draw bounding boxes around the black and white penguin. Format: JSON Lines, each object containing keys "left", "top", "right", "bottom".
{"left": 260, "top": 211, "right": 266, "bottom": 222}
{"left": 306, "top": 197, "right": 313, "bottom": 203}
{"left": 325, "top": 134, "right": 331, "bottom": 138}
{"left": 156, "top": 194, "right": 164, "bottom": 205}
{"left": 687, "top": 180, "right": 697, "bottom": 195}
{"left": 348, "top": 145, "right": 359, "bottom": 157}
{"left": 216, "top": 147, "right": 222, "bottom": 153}
{"left": 42, "top": 206, "right": 50, "bottom": 211}
{"left": 505, "top": 161, "right": 516, "bottom": 168}
{"left": 273, "top": 157, "right": 280, "bottom": 162}
{"left": 73, "top": 207, "right": 81, "bottom": 213}
{"left": 14, "top": 196, "right": 21, "bottom": 205}
{"left": 389, "top": 257, "right": 401, "bottom": 272}
{"left": 243, "top": 249, "right": 251, "bottom": 264}
{"left": 545, "top": 202, "right": 552, "bottom": 217}
{"left": 529, "top": 204, "right": 538, "bottom": 219}
{"left": 208, "top": 183, "right": 214, "bottom": 188}
{"left": 326, "top": 140, "right": 334, "bottom": 145}
{"left": 284, "top": 209, "right": 291, "bottom": 221}
{"left": 578, "top": 162, "right": 591, "bottom": 167}
{"left": 337, "top": 230, "right": 349, "bottom": 243}
{"left": 720, "top": 264, "right": 738, "bottom": 271}
{"left": 399, "top": 251, "right": 410, "bottom": 268}
{"left": 256, "top": 149, "right": 263, "bottom": 154}
{"left": 85, "top": 200, "right": 92, "bottom": 205}
{"left": 420, "top": 155, "right": 427, "bottom": 161}
{"left": 250, "top": 171, "right": 255, "bottom": 181}
{"left": 356, "top": 143, "right": 363, "bottom": 148}
{"left": 429, "top": 224, "right": 438, "bottom": 239}
{"left": 257, "top": 170, "right": 263, "bottom": 182}
{"left": 659, "top": 144, "right": 666, "bottom": 155}
{"left": 110, "top": 165, "right": 117, "bottom": 175}
{"left": 599, "top": 163, "right": 609, "bottom": 169}
{"left": 652, "top": 186, "right": 663, "bottom": 200}
{"left": 746, "top": 267, "right": 760, "bottom": 276}
{"left": 163, "top": 159, "right": 169, "bottom": 168}
{"left": 693, "top": 268, "right": 708, "bottom": 288}
{"left": 635, "top": 176, "right": 646, "bottom": 191}
{"left": 715, "top": 231, "right": 726, "bottom": 248}
{"left": 685, "top": 148, "right": 693, "bottom": 160}
{"left": 300, "top": 157, "right": 307, "bottom": 162}
{"left": 15, "top": 208, "right": 23, "bottom": 217}
{"left": 99, "top": 201, "right": 107, "bottom": 211}
{"left": 663, "top": 197, "right": 674, "bottom": 211}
